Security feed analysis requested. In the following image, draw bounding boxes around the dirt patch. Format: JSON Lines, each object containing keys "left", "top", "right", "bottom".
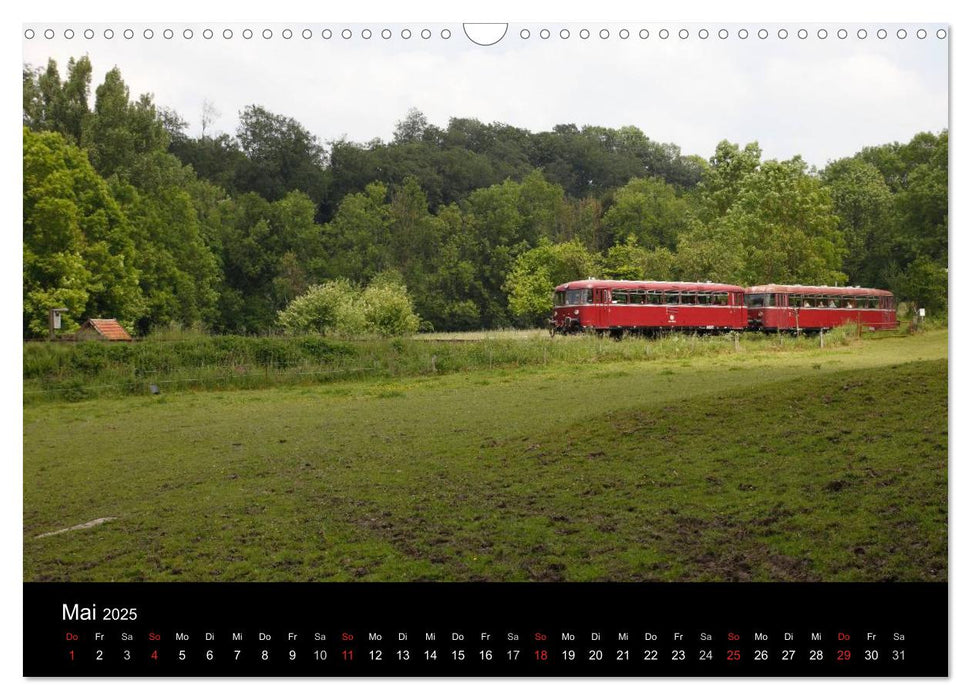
{"left": 664, "top": 513, "right": 820, "bottom": 582}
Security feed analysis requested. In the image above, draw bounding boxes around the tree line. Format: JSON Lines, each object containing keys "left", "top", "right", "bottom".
{"left": 23, "top": 57, "right": 948, "bottom": 338}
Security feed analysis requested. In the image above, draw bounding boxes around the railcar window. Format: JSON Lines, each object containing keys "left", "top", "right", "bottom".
{"left": 745, "top": 293, "right": 773, "bottom": 307}
{"left": 665, "top": 291, "right": 680, "bottom": 305}
{"left": 554, "top": 291, "right": 565, "bottom": 306}
{"left": 646, "top": 291, "right": 662, "bottom": 304}
{"left": 790, "top": 295, "right": 802, "bottom": 308}
{"left": 711, "top": 293, "right": 727, "bottom": 306}
{"left": 629, "top": 290, "right": 646, "bottom": 304}
{"left": 565, "top": 289, "right": 592, "bottom": 305}
{"left": 695, "top": 293, "right": 710, "bottom": 305}
{"left": 611, "top": 290, "right": 629, "bottom": 304}
{"left": 681, "top": 293, "right": 696, "bottom": 305}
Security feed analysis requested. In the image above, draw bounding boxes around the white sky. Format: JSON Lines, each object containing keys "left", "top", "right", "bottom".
{"left": 22, "top": 21, "right": 948, "bottom": 168}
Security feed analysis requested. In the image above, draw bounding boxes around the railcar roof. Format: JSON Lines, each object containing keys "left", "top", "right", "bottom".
{"left": 744, "top": 284, "right": 893, "bottom": 296}
{"left": 555, "top": 279, "right": 745, "bottom": 292}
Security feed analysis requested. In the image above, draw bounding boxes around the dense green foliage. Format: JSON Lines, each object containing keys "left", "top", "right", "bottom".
{"left": 277, "top": 275, "right": 420, "bottom": 337}
{"left": 504, "top": 239, "right": 599, "bottom": 324}
{"left": 23, "top": 58, "right": 948, "bottom": 337}
{"left": 23, "top": 128, "right": 142, "bottom": 336}
{"left": 823, "top": 132, "right": 949, "bottom": 314}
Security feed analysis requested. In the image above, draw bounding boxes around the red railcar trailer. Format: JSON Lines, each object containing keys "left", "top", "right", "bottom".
{"left": 743, "top": 284, "right": 897, "bottom": 331}
{"left": 551, "top": 280, "right": 748, "bottom": 336}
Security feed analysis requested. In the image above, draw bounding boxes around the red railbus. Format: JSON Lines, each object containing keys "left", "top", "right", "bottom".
{"left": 744, "top": 284, "right": 897, "bottom": 331}
{"left": 551, "top": 280, "right": 748, "bottom": 336}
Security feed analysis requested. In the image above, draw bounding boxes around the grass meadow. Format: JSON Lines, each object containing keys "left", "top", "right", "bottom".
{"left": 23, "top": 329, "right": 947, "bottom": 582}
{"left": 26, "top": 325, "right": 865, "bottom": 403}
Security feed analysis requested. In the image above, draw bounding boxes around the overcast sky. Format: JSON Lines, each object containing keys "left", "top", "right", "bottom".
{"left": 23, "top": 21, "right": 948, "bottom": 169}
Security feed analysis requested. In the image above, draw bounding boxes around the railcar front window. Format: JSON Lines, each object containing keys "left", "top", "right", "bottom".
{"left": 564, "top": 289, "right": 593, "bottom": 305}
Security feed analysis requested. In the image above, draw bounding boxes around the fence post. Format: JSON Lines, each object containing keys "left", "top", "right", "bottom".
{"left": 819, "top": 330, "right": 825, "bottom": 348}
{"left": 733, "top": 332, "right": 740, "bottom": 352}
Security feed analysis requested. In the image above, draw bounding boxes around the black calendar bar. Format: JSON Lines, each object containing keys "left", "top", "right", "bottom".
{"left": 24, "top": 582, "right": 947, "bottom": 677}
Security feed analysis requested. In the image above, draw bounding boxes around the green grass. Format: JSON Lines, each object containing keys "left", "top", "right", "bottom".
{"left": 23, "top": 330, "right": 947, "bottom": 582}
{"left": 24, "top": 326, "right": 871, "bottom": 403}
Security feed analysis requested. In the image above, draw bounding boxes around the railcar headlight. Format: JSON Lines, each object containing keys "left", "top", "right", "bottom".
{"left": 574, "top": 310, "right": 579, "bottom": 315}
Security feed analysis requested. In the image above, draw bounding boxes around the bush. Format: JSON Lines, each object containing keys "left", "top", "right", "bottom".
{"left": 362, "top": 279, "right": 420, "bottom": 336}
{"left": 278, "top": 277, "right": 419, "bottom": 337}
{"left": 277, "top": 280, "right": 354, "bottom": 335}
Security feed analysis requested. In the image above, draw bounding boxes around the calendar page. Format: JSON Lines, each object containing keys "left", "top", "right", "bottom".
{"left": 20, "top": 10, "right": 949, "bottom": 681}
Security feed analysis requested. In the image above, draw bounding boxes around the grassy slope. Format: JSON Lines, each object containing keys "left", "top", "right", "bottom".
{"left": 23, "top": 326, "right": 881, "bottom": 403}
{"left": 23, "top": 330, "right": 947, "bottom": 582}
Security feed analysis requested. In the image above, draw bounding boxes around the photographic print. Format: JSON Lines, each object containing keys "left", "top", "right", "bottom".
{"left": 21, "top": 20, "right": 948, "bottom": 677}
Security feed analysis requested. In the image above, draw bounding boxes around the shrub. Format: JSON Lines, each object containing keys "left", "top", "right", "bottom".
{"left": 278, "top": 277, "right": 419, "bottom": 337}
{"left": 277, "top": 279, "right": 355, "bottom": 335}
{"left": 362, "top": 279, "right": 420, "bottom": 337}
